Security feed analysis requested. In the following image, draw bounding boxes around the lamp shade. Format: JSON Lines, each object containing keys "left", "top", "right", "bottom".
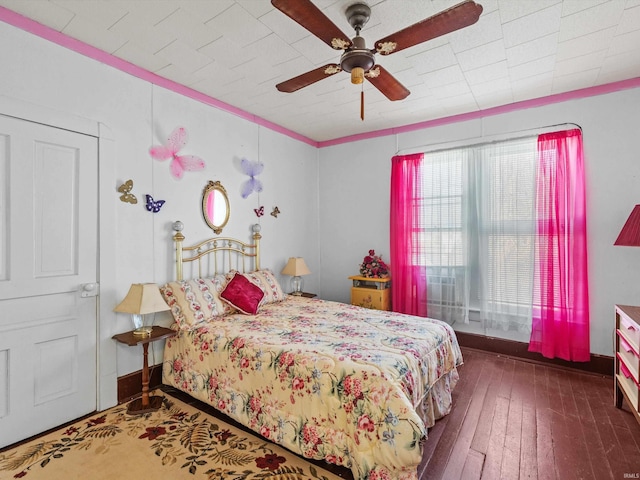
{"left": 114, "top": 283, "right": 170, "bottom": 314}
{"left": 614, "top": 205, "right": 640, "bottom": 246}
{"left": 281, "top": 257, "right": 311, "bottom": 276}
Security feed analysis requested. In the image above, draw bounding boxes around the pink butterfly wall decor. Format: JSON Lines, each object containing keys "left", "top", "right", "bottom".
{"left": 149, "top": 127, "right": 205, "bottom": 179}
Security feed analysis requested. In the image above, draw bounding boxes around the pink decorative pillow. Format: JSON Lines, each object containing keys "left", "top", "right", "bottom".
{"left": 220, "top": 272, "right": 265, "bottom": 315}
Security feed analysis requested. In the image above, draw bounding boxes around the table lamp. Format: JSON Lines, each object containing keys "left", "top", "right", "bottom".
{"left": 615, "top": 205, "right": 640, "bottom": 246}
{"left": 281, "top": 257, "right": 311, "bottom": 295}
{"left": 114, "top": 283, "right": 170, "bottom": 336}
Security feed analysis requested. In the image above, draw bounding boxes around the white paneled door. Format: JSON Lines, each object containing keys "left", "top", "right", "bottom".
{"left": 0, "top": 114, "right": 98, "bottom": 448}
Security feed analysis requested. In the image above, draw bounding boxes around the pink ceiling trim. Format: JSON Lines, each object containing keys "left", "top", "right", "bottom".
{"left": 319, "top": 76, "right": 640, "bottom": 148}
{"left": 0, "top": 6, "right": 319, "bottom": 147}
{"left": 2, "top": 6, "right": 639, "bottom": 150}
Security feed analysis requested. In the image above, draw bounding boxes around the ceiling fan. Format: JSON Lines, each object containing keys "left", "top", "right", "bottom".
{"left": 272, "top": 0, "right": 483, "bottom": 119}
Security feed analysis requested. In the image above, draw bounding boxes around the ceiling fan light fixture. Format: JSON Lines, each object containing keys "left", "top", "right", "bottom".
{"left": 340, "top": 47, "right": 375, "bottom": 73}
{"left": 351, "top": 67, "right": 364, "bottom": 84}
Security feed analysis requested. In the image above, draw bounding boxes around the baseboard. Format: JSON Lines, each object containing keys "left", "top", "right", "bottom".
{"left": 116, "top": 365, "right": 164, "bottom": 404}
{"left": 455, "top": 331, "right": 614, "bottom": 376}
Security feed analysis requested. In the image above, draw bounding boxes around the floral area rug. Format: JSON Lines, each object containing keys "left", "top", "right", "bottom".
{"left": 0, "top": 392, "right": 344, "bottom": 480}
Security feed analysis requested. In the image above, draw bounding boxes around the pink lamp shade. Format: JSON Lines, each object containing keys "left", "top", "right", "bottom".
{"left": 615, "top": 205, "right": 640, "bottom": 246}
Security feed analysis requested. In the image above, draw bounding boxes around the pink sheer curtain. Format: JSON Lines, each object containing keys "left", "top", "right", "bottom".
{"left": 529, "top": 129, "right": 590, "bottom": 361}
{"left": 390, "top": 153, "right": 427, "bottom": 316}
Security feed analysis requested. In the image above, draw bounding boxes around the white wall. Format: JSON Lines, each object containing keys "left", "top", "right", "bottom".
{"left": 2, "top": 17, "right": 637, "bottom": 389}
{"left": 319, "top": 88, "right": 640, "bottom": 357}
{"left": 0, "top": 22, "right": 320, "bottom": 402}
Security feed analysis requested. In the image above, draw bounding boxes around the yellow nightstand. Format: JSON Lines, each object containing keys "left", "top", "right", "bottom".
{"left": 349, "top": 276, "right": 391, "bottom": 311}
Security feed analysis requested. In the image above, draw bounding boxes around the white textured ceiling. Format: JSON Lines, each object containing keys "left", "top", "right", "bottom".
{"left": 1, "top": 0, "right": 639, "bottom": 143}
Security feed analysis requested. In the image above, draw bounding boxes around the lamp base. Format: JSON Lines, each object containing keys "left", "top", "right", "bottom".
{"left": 290, "top": 275, "right": 303, "bottom": 296}
{"left": 290, "top": 291, "right": 303, "bottom": 296}
{"left": 133, "top": 326, "right": 153, "bottom": 336}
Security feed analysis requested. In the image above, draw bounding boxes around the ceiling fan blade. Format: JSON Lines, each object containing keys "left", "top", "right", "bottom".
{"left": 276, "top": 64, "right": 342, "bottom": 93}
{"left": 271, "top": 0, "right": 352, "bottom": 50}
{"left": 365, "top": 65, "right": 410, "bottom": 101}
{"left": 375, "top": 0, "right": 483, "bottom": 56}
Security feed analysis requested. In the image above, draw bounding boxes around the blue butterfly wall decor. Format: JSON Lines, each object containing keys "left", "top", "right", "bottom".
{"left": 240, "top": 158, "right": 264, "bottom": 199}
{"left": 145, "top": 194, "right": 165, "bottom": 213}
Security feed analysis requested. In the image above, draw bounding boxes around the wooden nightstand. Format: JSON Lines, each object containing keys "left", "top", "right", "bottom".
{"left": 349, "top": 276, "right": 391, "bottom": 311}
{"left": 112, "top": 326, "right": 175, "bottom": 415}
{"left": 615, "top": 305, "right": 640, "bottom": 425}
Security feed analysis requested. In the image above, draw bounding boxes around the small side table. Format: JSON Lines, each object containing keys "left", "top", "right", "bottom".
{"left": 348, "top": 275, "right": 391, "bottom": 311}
{"left": 298, "top": 292, "right": 317, "bottom": 298}
{"left": 112, "top": 326, "right": 176, "bottom": 415}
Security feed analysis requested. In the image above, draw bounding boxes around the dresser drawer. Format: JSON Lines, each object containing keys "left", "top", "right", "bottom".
{"left": 349, "top": 276, "right": 391, "bottom": 311}
{"left": 619, "top": 310, "right": 640, "bottom": 352}
{"left": 617, "top": 330, "right": 640, "bottom": 382}
{"left": 351, "top": 287, "right": 390, "bottom": 311}
{"left": 617, "top": 359, "right": 640, "bottom": 411}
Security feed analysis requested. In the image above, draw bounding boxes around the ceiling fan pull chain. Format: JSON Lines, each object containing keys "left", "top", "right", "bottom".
{"left": 361, "top": 87, "right": 365, "bottom": 121}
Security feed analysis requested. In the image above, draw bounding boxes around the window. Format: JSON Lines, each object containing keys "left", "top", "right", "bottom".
{"left": 415, "top": 150, "right": 468, "bottom": 323}
{"left": 415, "top": 137, "right": 537, "bottom": 331}
{"left": 390, "top": 129, "right": 589, "bottom": 361}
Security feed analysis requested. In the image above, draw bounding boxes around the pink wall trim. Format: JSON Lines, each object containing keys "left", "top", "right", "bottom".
{"left": 319, "top": 76, "right": 640, "bottom": 148}
{"left": 0, "top": 6, "right": 318, "bottom": 147}
{"left": 2, "top": 6, "right": 639, "bottom": 150}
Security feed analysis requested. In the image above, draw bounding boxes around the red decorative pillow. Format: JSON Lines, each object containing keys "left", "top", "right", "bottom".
{"left": 220, "top": 272, "right": 265, "bottom": 315}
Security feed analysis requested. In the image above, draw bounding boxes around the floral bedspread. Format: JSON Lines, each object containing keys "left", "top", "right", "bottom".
{"left": 162, "top": 297, "right": 463, "bottom": 480}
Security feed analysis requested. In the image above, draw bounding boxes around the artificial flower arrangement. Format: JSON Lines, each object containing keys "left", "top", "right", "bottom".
{"left": 359, "top": 249, "right": 389, "bottom": 278}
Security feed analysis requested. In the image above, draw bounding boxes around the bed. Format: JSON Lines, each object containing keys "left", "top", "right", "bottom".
{"left": 161, "top": 223, "right": 463, "bottom": 480}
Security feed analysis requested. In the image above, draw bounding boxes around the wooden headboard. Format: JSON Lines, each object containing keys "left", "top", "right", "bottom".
{"left": 171, "top": 221, "right": 261, "bottom": 281}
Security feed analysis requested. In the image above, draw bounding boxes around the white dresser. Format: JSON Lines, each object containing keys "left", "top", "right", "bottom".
{"left": 615, "top": 304, "right": 640, "bottom": 424}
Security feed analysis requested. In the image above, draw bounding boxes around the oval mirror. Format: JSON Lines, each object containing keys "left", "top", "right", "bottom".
{"left": 202, "top": 180, "right": 230, "bottom": 234}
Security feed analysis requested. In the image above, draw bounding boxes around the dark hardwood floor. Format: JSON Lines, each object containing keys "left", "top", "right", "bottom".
{"left": 169, "top": 346, "right": 640, "bottom": 480}
{"left": 419, "top": 347, "right": 640, "bottom": 480}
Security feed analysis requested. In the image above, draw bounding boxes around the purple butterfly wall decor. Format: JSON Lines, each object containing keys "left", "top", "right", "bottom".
{"left": 240, "top": 158, "right": 264, "bottom": 198}
{"left": 254, "top": 206, "right": 264, "bottom": 217}
{"left": 149, "top": 127, "right": 205, "bottom": 179}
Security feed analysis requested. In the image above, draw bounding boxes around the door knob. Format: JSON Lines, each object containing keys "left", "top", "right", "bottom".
{"left": 81, "top": 282, "right": 99, "bottom": 297}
